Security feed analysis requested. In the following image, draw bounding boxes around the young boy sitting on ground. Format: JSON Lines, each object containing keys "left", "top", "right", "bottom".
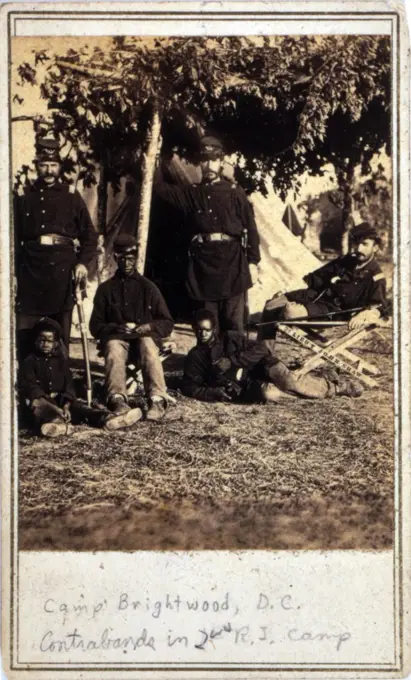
{"left": 19, "top": 318, "right": 143, "bottom": 437}
{"left": 182, "top": 309, "right": 363, "bottom": 403}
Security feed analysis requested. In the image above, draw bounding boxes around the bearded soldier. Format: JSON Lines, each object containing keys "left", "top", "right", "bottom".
{"left": 258, "top": 222, "right": 388, "bottom": 348}
{"left": 154, "top": 135, "right": 260, "bottom": 334}
{"left": 14, "top": 136, "right": 97, "bottom": 357}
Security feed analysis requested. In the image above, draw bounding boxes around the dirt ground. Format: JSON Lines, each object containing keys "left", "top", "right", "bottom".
{"left": 18, "top": 323, "right": 394, "bottom": 551}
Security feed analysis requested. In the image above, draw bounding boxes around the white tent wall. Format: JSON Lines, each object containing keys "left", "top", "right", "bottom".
{"left": 248, "top": 191, "right": 319, "bottom": 316}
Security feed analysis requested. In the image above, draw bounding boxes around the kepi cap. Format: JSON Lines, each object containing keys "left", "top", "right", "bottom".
{"left": 199, "top": 134, "right": 225, "bottom": 160}
{"left": 35, "top": 137, "right": 61, "bottom": 163}
{"left": 113, "top": 234, "right": 138, "bottom": 254}
{"left": 350, "top": 222, "right": 382, "bottom": 246}
{"left": 35, "top": 317, "right": 63, "bottom": 340}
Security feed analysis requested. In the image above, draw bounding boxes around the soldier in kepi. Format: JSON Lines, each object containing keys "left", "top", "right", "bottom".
{"left": 89, "top": 235, "right": 174, "bottom": 422}
{"left": 153, "top": 134, "right": 260, "bottom": 334}
{"left": 14, "top": 136, "right": 97, "bottom": 359}
{"left": 258, "top": 222, "right": 388, "bottom": 348}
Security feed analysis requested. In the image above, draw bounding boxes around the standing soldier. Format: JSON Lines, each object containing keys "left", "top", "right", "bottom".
{"left": 14, "top": 136, "right": 97, "bottom": 358}
{"left": 154, "top": 135, "right": 260, "bottom": 334}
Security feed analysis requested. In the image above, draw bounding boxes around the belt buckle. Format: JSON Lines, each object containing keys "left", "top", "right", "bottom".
{"left": 40, "top": 235, "right": 54, "bottom": 246}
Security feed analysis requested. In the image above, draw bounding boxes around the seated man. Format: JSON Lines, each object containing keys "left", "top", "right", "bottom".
{"left": 89, "top": 234, "right": 174, "bottom": 421}
{"left": 258, "top": 222, "right": 387, "bottom": 346}
{"left": 19, "top": 318, "right": 142, "bottom": 438}
{"left": 182, "top": 309, "right": 363, "bottom": 403}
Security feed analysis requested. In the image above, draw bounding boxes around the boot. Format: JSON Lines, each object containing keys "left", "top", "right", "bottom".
{"left": 146, "top": 398, "right": 166, "bottom": 422}
{"left": 335, "top": 376, "right": 364, "bottom": 398}
{"left": 41, "top": 420, "right": 74, "bottom": 438}
{"left": 257, "top": 297, "right": 286, "bottom": 343}
{"left": 107, "top": 394, "right": 130, "bottom": 416}
{"left": 260, "top": 382, "right": 296, "bottom": 402}
{"left": 104, "top": 407, "right": 143, "bottom": 431}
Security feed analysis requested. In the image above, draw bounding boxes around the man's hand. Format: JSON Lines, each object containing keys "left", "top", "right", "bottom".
{"left": 214, "top": 387, "right": 232, "bottom": 402}
{"left": 134, "top": 323, "right": 151, "bottom": 336}
{"left": 45, "top": 400, "right": 67, "bottom": 420}
{"left": 117, "top": 322, "right": 151, "bottom": 336}
{"left": 249, "top": 263, "right": 258, "bottom": 287}
{"left": 348, "top": 308, "right": 381, "bottom": 330}
{"left": 74, "top": 263, "right": 88, "bottom": 285}
{"left": 116, "top": 323, "right": 135, "bottom": 335}
{"left": 214, "top": 357, "right": 232, "bottom": 374}
{"left": 62, "top": 403, "right": 72, "bottom": 422}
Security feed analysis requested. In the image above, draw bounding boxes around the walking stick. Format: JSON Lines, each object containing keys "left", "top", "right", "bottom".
{"left": 75, "top": 282, "right": 93, "bottom": 407}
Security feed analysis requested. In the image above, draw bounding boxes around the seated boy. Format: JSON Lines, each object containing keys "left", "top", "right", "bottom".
{"left": 182, "top": 309, "right": 363, "bottom": 403}
{"left": 19, "top": 318, "right": 142, "bottom": 437}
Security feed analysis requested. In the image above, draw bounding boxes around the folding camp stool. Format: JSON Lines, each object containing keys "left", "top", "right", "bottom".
{"left": 276, "top": 319, "right": 390, "bottom": 388}
{"left": 126, "top": 341, "right": 176, "bottom": 395}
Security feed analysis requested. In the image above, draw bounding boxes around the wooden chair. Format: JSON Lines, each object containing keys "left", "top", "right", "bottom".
{"left": 126, "top": 340, "right": 176, "bottom": 395}
{"left": 274, "top": 317, "right": 390, "bottom": 388}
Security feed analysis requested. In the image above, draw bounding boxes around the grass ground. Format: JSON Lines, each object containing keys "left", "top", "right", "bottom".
{"left": 18, "top": 323, "right": 394, "bottom": 551}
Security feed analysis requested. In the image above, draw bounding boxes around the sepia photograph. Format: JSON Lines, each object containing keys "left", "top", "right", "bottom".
{"left": 2, "top": 3, "right": 410, "bottom": 675}
{"left": 13, "top": 31, "right": 394, "bottom": 552}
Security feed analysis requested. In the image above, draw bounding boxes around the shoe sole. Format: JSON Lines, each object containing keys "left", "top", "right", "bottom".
{"left": 146, "top": 413, "right": 165, "bottom": 422}
{"left": 104, "top": 407, "right": 143, "bottom": 431}
{"left": 41, "top": 422, "right": 73, "bottom": 438}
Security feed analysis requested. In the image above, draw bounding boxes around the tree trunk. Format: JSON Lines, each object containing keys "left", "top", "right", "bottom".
{"left": 136, "top": 105, "right": 162, "bottom": 275}
{"left": 96, "top": 164, "right": 110, "bottom": 282}
{"left": 340, "top": 163, "right": 355, "bottom": 254}
{"left": 97, "top": 163, "right": 109, "bottom": 235}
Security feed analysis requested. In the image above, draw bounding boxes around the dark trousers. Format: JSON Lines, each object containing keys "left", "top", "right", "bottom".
{"left": 257, "top": 290, "right": 342, "bottom": 348}
{"left": 204, "top": 293, "right": 246, "bottom": 334}
{"left": 17, "top": 309, "right": 73, "bottom": 362}
{"left": 27, "top": 396, "right": 107, "bottom": 430}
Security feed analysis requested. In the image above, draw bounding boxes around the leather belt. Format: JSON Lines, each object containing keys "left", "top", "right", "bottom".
{"left": 192, "top": 233, "right": 236, "bottom": 244}
{"left": 26, "top": 234, "right": 74, "bottom": 247}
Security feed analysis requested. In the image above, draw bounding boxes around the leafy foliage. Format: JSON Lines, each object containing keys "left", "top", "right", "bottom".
{"left": 353, "top": 164, "right": 392, "bottom": 251}
{"left": 15, "top": 35, "right": 390, "bottom": 207}
{"left": 298, "top": 162, "right": 392, "bottom": 253}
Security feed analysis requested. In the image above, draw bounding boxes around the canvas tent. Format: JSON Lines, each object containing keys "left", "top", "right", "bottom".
{"left": 247, "top": 191, "right": 320, "bottom": 316}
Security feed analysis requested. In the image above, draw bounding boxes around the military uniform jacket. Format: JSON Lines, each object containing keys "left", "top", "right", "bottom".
{"left": 14, "top": 179, "right": 97, "bottom": 315}
{"left": 19, "top": 350, "right": 76, "bottom": 404}
{"left": 182, "top": 331, "right": 277, "bottom": 402}
{"left": 154, "top": 171, "right": 260, "bottom": 301}
{"left": 89, "top": 270, "right": 174, "bottom": 347}
{"left": 287, "top": 254, "right": 387, "bottom": 314}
